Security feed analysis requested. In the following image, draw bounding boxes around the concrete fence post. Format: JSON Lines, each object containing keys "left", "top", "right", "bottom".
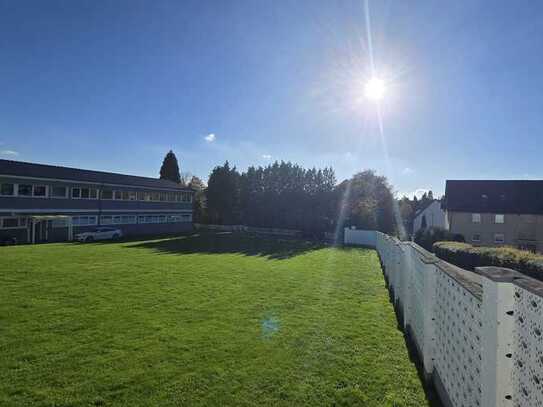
{"left": 477, "top": 267, "right": 516, "bottom": 407}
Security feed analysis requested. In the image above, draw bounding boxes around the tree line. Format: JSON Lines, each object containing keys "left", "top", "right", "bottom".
{"left": 159, "top": 150, "right": 398, "bottom": 236}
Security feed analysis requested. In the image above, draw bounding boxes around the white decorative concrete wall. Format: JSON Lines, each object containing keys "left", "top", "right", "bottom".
{"left": 357, "top": 231, "right": 543, "bottom": 407}
{"left": 344, "top": 228, "right": 376, "bottom": 247}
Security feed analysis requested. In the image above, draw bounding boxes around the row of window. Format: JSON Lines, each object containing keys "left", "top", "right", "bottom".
{"left": 0, "top": 213, "right": 192, "bottom": 229}
{"left": 0, "top": 182, "right": 192, "bottom": 203}
{"left": 0, "top": 217, "right": 28, "bottom": 229}
{"left": 472, "top": 233, "right": 505, "bottom": 244}
{"left": 471, "top": 213, "right": 505, "bottom": 224}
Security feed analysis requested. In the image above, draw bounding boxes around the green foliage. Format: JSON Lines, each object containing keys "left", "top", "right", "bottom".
{"left": 188, "top": 176, "right": 207, "bottom": 223}
{"left": 414, "top": 227, "right": 464, "bottom": 252}
{"left": 433, "top": 241, "right": 543, "bottom": 281}
{"left": 0, "top": 235, "right": 430, "bottom": 406}
{"left": 338, "top": 170, "right": 396, "bottom": 234}
{"left": 206, "top": 161, "right": 241, "bottom": 224}
{"left": 206, "top": 161, "right": 337, "bottom": 235}
{"left": 159, "top": 150, "right": 181, "bottom": 184}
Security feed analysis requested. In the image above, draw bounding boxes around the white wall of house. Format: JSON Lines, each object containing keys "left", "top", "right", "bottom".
{"left": 413, "top": 201, "right": 448, "bottom": 233}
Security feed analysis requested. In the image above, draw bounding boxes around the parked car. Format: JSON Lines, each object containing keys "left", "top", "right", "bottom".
{"left": 75, "top": 227, "right": 123, "bottom": 242}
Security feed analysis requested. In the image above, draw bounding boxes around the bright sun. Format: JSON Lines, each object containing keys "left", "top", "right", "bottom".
{"left": 364, "top": 77, "right": 386, "bottom": 101}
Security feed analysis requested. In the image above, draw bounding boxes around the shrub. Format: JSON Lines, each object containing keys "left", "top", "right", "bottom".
{"left": 413, "top": 227, "right": 464, "bottom": 252}
{"left": 433, "top": 241, "right": 543, "bottom": 281}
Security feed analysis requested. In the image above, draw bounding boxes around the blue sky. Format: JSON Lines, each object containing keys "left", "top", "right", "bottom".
{"left": 1, "top": 1, "right": 543, "bottom": 197}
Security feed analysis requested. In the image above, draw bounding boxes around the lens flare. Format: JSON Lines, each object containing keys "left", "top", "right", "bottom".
{"left": 364, "top": 77, "right": 385, "bottom": 101}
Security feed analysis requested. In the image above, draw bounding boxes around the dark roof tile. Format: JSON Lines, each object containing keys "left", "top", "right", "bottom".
{"left": 445, "top": 180, "right": 543, "bottom": 214}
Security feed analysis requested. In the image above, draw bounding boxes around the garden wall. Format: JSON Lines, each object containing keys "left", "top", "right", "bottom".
{"left": 353, "top": 231, "right": 543, "bottom": 407}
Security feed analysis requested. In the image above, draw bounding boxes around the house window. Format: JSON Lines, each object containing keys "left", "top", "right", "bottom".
{"left": 101, "top": 189, "right": 113, "bottom": 200}
{"left": 494, "top": 233, "right": 505, "bottom": 244}
{"left": 18, "top": 184, "right": 33, "bottom": 196}
{"left": 51, "top": 186, "right": 68, "bottom": 198}
{"left": 89, "top": 188, "right": 98, "bottom": 199}
{"left": 0, "top": 183, "right": 15, "bottom": 196}
{"left": 114, "top": 190, "right": 122, "bottom": 200}
{"left": 72, "top": 188, "right": 81, "bottom": 198}
{"left": 33, "top": 185, "right": 47, "bottom": 197}
{"left": 128, "top": 192, "right": 137, "bottom": 201}
{"left": 472, "top": 234, "right": 481, "bottom": 243}
{"left": 472, "top": 213, "right": 481, "bottom": 223}
{"left": 494, "top": 214, "right": 505, "bottom": 224}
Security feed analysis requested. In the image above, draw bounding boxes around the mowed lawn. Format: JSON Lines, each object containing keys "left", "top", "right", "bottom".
{"left": 0, "top": 233, "right": 429, "bottom": 407}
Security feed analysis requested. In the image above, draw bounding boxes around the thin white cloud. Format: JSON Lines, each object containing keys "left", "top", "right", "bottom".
{"left": 262, "top": 154, "right": 272, "bottom": 160}
{"left": 204, "top": 133, "right": 216, "bottom": 143}
{"left": 402, "top": 167, "right": 414, "bottom": 175}
{"left": 0, "top": 150, "right": 19, "bottom": 157}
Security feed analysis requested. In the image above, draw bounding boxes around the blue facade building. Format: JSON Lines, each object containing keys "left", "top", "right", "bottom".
{"left": 0, "top": 159, "right": 194, "bottom": 243}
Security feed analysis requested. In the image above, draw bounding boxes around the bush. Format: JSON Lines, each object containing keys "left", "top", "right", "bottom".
{"left": 413, "top": 227, "right": 464, "bottom": 252}
{"left": 433, "top": 241, "right": 543, "bottom": 281}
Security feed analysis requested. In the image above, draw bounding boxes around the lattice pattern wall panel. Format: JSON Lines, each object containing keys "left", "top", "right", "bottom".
{"left": 434, "top": 270, "right": 482, "bottom": 407}
{"left": 409, "top": 253, "right": 426, "bottom": 346}
{"left": 512, "top": 286, "right": 543, "bottom": 407}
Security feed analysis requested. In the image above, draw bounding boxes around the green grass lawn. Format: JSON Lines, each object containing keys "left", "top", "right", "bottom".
{"left": 0, "top": 233, "right": 430, "bottom": 406}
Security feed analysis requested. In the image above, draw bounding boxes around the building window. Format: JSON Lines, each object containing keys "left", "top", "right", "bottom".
{"left": 121, "top": 215, "right": 136, "bottom": 224}
{"left": 494, "top": 233, "right": 505, "bottom": 244}
{"left": 33, "top": 185, "right": 47, "bottom": 197}
{"left": 51, "top": 186, "right": 68, "bottom": 198}
{"left": 73, "top": 187, "right": 98, "bottom": 199}
{"left": 100, "top": 216, "right": 113, "bottom": 225}
{"left": 101, "top": 189, "right": 113, "bottom": 200}
{"left": 128, "top": 192, "right": 137, "bottom": 201}
{"left": 114, "top": 190, "right": 122, "bottom": 200}
{"left": 0, "top": 183, "right": 15, "bottom": 196}
{"left": 494, "top": 214, "right": 505, "bottom": 224}
{"left": 72, "top": 216, "right": 97, "bottom": 226}
{"left": 0, "top": 217, "right": 26, "bottom": 229}
{"left": 18, "top": 184, "right": 33, "bottom": 196}
{"left": 472, "top": 213, "right": 481, "bottom": 223}
{"left": 472, "top": 234, "right": 481, "bottom": 243}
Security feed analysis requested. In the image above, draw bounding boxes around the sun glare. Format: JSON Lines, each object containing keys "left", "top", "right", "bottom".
{"left": 364, "top": 77, "right": 386, "bottom": 101}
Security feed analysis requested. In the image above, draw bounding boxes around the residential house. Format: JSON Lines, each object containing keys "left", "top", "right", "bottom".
{"left": 0, "top": 159, "right": 193, "bottom": 244}
{"left": 444, "top": 180, "right": 543, "bottom": 252}
{"left": 413, "top": 200, "right": 448, "bottom": 234}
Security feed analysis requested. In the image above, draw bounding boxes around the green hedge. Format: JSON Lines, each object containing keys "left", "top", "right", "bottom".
{"left": 433, "top": 241, "right": 543, "bottom": 281}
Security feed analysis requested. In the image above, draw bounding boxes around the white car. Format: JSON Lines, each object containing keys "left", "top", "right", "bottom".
{"left": 75, "top": 227, "right": 123, "bottom": 242}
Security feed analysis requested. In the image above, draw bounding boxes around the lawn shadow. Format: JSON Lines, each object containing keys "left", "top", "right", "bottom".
{"left": 124, "top": 232, "right": 328, "bottom": 260}
{"left": 385, "top": 280, "right": 444, "bottom": 407}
